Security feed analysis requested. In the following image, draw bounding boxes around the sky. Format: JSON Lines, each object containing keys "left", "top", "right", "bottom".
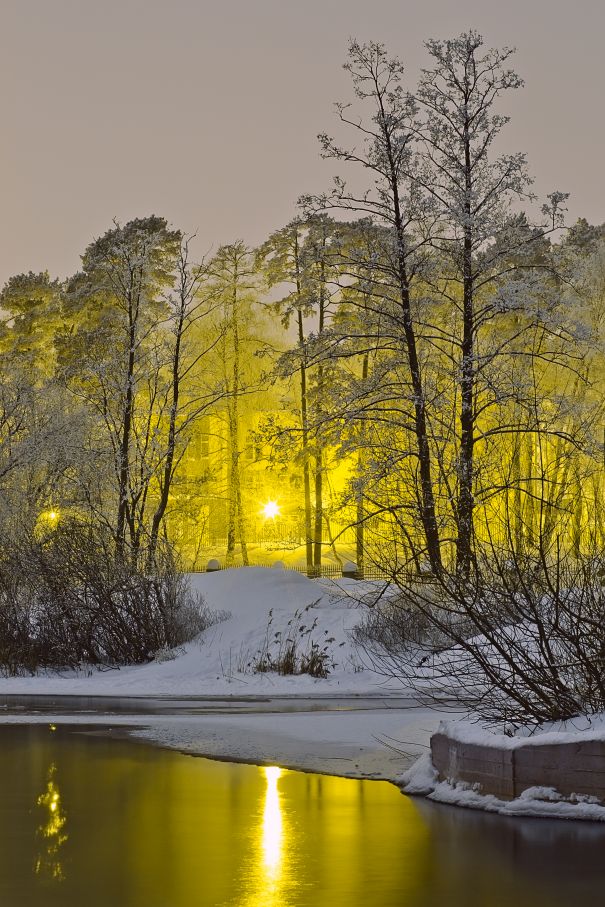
{"left": 2, "top": 0, "right": 604, "bottom": 287}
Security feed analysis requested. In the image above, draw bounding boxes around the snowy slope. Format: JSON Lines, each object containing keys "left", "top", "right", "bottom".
{"left": 0, "top": 568, "right": 395, "bottom": 696}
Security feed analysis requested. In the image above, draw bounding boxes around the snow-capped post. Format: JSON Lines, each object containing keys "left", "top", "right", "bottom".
{"left": 342, "top": 561, "right": 359, "bottom": 580}
{"left": 206, "top": 558, "right": 221, "bottom": 572}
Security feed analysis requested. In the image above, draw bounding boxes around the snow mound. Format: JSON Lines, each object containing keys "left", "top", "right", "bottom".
{"left": 188, "top": 566, "right": 334, "bottom": 617}
{"left": 0, "top": 568, "right": 392, "bottom": 696}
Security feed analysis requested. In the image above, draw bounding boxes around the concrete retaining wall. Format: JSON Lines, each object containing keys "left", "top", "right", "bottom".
{"left": 431, "top": 732, "right": 605, "bottom": 802}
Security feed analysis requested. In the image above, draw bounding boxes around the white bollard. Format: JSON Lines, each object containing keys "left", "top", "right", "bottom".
{"left": 342, "top": 561, "right": 359, "bottom": 579}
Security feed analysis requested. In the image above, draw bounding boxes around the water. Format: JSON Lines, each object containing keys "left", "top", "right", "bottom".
{"left": 0, "top": 693, "right": 420, "bottom": 717}
{"left": 1, "top": 724, "right": 603, "bottom": 906}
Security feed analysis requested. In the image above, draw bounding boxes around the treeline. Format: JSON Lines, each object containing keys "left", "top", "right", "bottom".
{"left": 1, "top": 30, "right": 605, "bottom": 588}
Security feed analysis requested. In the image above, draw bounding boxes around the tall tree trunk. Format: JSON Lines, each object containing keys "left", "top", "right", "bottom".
{"left": 455, "top": 116, "right": 475, "bottom": 579}
{"left": 147, "top": 303, "right": 185, "bottom": 569}
{"left": 225, "top": 264, "right": 248, "bottom": 567}
{"left": 313, "top": 447, "right": 323, "bottom": 569}
{"left": 378, "top": 90, "right": 442, "bottom": 573}
{"left": 226, "top": 412, "right": 248, "bottom": 565}
{"left": 312, "top": 259, "right": 329, "bottom": 572}
{"left": 298, "top": 310, "right": 313, "bottom": 573}
{"left": 116, "top": 291, "right": 137, "bottom": 561}
{"left": 512, "top": 432, "right": 523, "bottom": 557}
{"left": 355, "top": 352, "right": 369, "bottom": 575}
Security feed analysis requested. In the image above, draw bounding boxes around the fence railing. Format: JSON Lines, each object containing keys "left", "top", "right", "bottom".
{"left": 188, "top": 561, "right": 437, "bottom": 583}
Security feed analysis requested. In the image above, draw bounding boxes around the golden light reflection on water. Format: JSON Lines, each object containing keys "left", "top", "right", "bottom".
{"left": 241, "top": 764, "right": 288, "bottom": 907}
{"left": 35, "top": 762, "right": 67, "bottom": 882}
{"left": 262, "top": 766, "right": 282, "bottom": 876}
{"left": 0, "top": 727, "right": 595, "bottom": 906}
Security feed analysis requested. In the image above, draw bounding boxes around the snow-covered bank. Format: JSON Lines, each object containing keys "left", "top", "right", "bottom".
{"left": 131, "top": 706, "right": 439, "bottom": 778}
{"left": 0, "top": 566, "right": 447, "bottom": 784}
{"left": 0, "top": 568, "right": 395, "bottom": 697}
{"left": 402, "top": 753, "right": 605, "bottom": 821}
{"left": 401, "top": 718, "right": 605, "bottom": 822}
{"left": 0, "top": 704, "right": 441, "bottom": 780}
{"left": 2, "top": 565, "right": 602, "bottom": 820}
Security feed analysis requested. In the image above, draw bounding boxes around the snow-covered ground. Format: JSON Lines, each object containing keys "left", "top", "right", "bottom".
{"left": 0, "top": 568, "right": 393, "bottom": 697}
{"left": 0, "top": 567, "right": 442, "bottom": 780}
{"left": 2, "top": 567, "right": 603, "bottom": 821}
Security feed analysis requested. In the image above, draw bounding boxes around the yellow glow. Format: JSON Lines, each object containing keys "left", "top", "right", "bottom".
{"left": 238, "top": 764, "right": 287, "bottom": 907}
{"left": 35, "top": 763, "right": 67, "bottom": 882}
{"left": 38, "top": 509, "right": 60, "bottom": 527}
{"left": 262, "top": 766, "right": 283, "bottom": 874}
{"left": 262, "top": 501, "right": 280, "bottom": 520}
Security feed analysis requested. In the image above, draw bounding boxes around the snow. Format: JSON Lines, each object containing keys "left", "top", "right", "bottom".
{"left": 0, "top": 567, "right": 443, "bottom": 780}
{"left": 0, "top": 568, "right": 393, "bottom": 697}
{"left": 437, "top": 715, "right": 605, "bottom": 749}
{"left": 401, "top": 754, "right": 605, "bottom": 821}
{"left": 1, "top": 566, "right": 603, "bottom": 821}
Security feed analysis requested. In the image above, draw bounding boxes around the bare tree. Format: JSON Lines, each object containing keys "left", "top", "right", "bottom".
{"left": 413, "top": 32, "right": 568, "bottom": 576}
{"left": 146, "top": 236, "right": 227, "bottom": 567}
{"left": 302, "top": 41, "right": 443, "bottom": 571}
{"left": 208, "top": 242, "right": 261, "bottom": 567}
{"left": 64, "top": 217, "right": 181, "bottom": 560}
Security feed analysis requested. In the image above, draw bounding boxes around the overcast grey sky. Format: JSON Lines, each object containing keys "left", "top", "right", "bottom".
{"left": 2, "top": 0, "right": 603, "bottom": 286}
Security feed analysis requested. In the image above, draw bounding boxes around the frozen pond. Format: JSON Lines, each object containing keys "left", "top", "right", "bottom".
{"left": 1, "top": 724, "right": 604, "bottom": 906}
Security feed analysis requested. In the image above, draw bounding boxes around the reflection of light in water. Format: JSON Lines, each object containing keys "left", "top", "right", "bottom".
{"left": 262, "top": 766, "right": 282, "bottom": 876}
{"left": 35, "top": 763, "right": 67, "bottom": 882}
{"left": 240, "top": 765, "right": 287, "bottom": 907}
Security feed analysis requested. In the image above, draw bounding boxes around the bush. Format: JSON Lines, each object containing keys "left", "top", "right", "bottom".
{"left": 358, "top": 540, "right": 605, "bottom": 728}
{"left": 0, "top": 520, "right": 217, "bottom": 674}
{"left": 353, "top": 590, "right": 444, "bottom": 651}
{"left": 250, "top": 604, "right": 337, "bottom": 679}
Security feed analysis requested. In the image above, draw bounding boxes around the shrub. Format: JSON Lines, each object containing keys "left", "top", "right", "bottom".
{"left": 250, "top": 604, "right": 338, "bottom": 679}
{"left": 0, "top": 520, "right": 217, "bottom": 674}
{"left": 358, "top": 539, "right": 605, "bottom": 728}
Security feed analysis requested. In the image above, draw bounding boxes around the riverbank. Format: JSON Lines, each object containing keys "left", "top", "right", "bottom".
{"left": 2, "top": 567, "right": 604, "bottom": 820}
{"left": 0, "top": 568, "right": 396, "bottom": 697}
{"left": 0, "top": 695, "right": 441, "bottom": 780}
{"left": 0, "top": 567, "right": 448, "bottom": 786}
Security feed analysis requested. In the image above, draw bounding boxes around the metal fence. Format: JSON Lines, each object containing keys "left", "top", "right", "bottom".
{"left": 188, "top": 562, "right": 435, "bottom": 583}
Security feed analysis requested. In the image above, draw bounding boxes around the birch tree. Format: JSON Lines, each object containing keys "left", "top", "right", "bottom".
{"left": 62, "top": 216, "right": 180, "bottom": 560}
{"left": 302, "top": 41, "right": 444, "bottom": 572}
{"left": 208, "top": 242, "right": 260, "bottom": 567}
{"left": 259, "top": 216, "right": 342, "bottom": 572}
{"left": 414, "top": 31, "right": 567, "bottom": 576}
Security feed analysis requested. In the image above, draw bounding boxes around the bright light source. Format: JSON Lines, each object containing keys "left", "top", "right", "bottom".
{"left": 262, "top": 766, "right": 283, "bottom": 874}
{"left": 48, "top": 511, "right": 57, "bottom": 521}
{"left": 262, "top": 501, "right": 280, "bottom": 520}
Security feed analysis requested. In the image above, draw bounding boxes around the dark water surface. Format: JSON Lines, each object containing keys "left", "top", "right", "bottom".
{"left": 1, "top": 725, "right": 603, "bottom": 906}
